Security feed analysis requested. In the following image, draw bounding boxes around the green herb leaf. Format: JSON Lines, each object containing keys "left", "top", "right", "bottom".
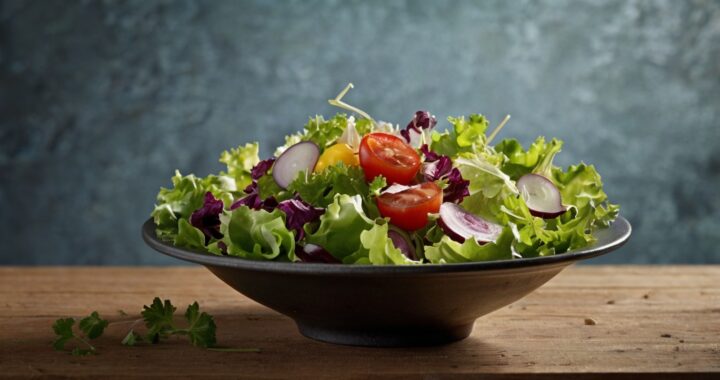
{"left": 52, "top": 318, "right": 76, "bottom": 351}
{"left": 78, "top": 311, "right": 109, "bottom": 340}
{"left": 52, "top": 313, "right": 105, "bottom": 355}
{"left": 142, "top": 298, "right": 177, "bottom": 343}
{"left": 183, "top": 302, "right": 217, "bottom": 348}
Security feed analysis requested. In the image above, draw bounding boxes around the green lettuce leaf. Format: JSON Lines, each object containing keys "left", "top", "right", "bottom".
{"left": 151, "top": 171, "right": 235, "bottom": 239}
{"left": 220, "top": 206, "right": 295, "bottom": 261}
{"left": 494, "top": 137, "right": 562, "bottom": 180}
{"left": 219, "top": 142, "right": 260, "bottom": 190}
{"left": 354, "top": 118, "right": 374, "bottom": 135}
{"left": 302, "top": 114, "right": 348, "bottom": 148}
{"left": 173, "top": 219, "right": 206, "bottom": 250}
{"left": 343, "top": 221, "right": 421, "bottom": 265}
{"left": 424, "top": 227, "right": 514, "bottom": 264}
{"left": 304, "top": 194, "right": 374, "bottom": 261}
{"left": 499, "top": 162, "right": 620, "bottom": 258}
{"left": 430, "top": 114, "right": 489, "bottom": 157}
{"left": 456, "top": 149, "right": 519, "bottom": 223}
{"left": 287, "top": 163, "right": 379, "bottom": 218}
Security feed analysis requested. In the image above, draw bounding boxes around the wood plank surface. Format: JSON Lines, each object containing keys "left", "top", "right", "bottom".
{"left": 0, "top": 266, "right": 718, "bottom": 379}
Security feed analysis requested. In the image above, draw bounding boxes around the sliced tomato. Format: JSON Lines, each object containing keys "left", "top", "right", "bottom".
{"left": 377, "top": 182, "right": 443, "bottom": 231}
{"left": 359, "top": 132, "right": 420, "bottom": 185}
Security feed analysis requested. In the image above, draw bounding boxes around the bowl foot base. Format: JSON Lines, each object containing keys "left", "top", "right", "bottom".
{"left": 295, "top": 321, "right": 474, "bottom": 347}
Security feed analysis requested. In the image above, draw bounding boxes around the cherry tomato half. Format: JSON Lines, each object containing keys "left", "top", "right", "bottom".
{"left": 377, "top": 182, "right": 443, "bottom": 231}
{"left": 359, "top": 133, "right": 421, "bottom": 185}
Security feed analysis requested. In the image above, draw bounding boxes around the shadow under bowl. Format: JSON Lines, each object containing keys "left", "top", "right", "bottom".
{"left": 142, "top": 216, "right": 631, "bottom": 347}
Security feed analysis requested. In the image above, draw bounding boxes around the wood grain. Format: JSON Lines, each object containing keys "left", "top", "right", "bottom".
{"left": 0, "top": 266, "right": 718, "bottom": 379}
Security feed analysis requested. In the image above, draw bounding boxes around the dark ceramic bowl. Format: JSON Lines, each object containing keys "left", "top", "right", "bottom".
{"left": 142, "top": 216, "right": 631, "bottom": 347}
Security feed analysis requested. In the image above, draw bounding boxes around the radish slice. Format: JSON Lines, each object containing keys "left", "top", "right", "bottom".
{"left": 388, "top": 227, "right": 417, "bottom": 260}
{"left": 438, "top": 202, "right": 503, "bottom": 244}
{"left": 272, "top": 141, "right": 320, "bottom": 189}
{"left": 517, "top": 173, "right": 567, "bottom": 218}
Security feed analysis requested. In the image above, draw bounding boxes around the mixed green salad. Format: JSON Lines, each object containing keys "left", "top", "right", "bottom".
{"left": 151, "top": 84, "right": 619, "bottom": 265}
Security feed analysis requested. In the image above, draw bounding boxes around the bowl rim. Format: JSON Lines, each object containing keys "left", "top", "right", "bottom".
{"left": 142, "top": 216, "right": 631, "bottom": 275}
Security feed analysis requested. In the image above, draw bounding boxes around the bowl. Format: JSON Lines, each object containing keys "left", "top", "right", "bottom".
{"left": 142, "top": 216, "right": 631, "bottom": 347}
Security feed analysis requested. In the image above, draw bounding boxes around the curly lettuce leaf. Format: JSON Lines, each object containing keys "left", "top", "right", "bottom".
{"left": 343, "top": 221, "right": 421, "bottom": 265}
{"left": 220, "top": 206, "right": 295, "bottom": 261}
{"left": 174, "top": 219, "right": 206, "bottom": 250}
{"left": 219, "top": 142, "right": 260, "bottom": 190}
{"left": 152, "top": 171, "right": 235, "bottom": 240}
{"left": 287, "top": 163, "right": 379, "bottom": 218}
{"left": 304, "top": 194, "right": 374, "bottom": 261}
{"left": 430, "top": 114, "right": 489, "bottom": 157}
{"left": 494, "top": 137, "right": 562, "bottom": 180}
{"left": 499, "top": 162, "right": 620, "bottom": 257}
{"left": 551, "top": 163, "right": 619, "bottom": 228}
{"left": 424, "top": 227, "right": 514, "bottom": 264}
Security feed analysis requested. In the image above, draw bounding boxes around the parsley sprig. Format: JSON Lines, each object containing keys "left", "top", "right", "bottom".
{"left": 52, "top": 311, "right": 108, "bottom": 356}
{"left": 123, "top": 297, "right": 216, "bottom": 347}
{"left": 53, "top": 298, "right": 257, "bottom": 355}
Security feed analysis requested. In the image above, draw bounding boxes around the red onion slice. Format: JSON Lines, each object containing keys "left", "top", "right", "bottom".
{"left": 516, "top": 173, "right": 567, "bottom": 219}
{"left": 272, "top": 141, "right": 320, "bottom": 189}
{"left": 438, "top": 202, "right": 503, "bottom": 244}
{"left": 388, "top": 227, "right": 417, "bottom": 260}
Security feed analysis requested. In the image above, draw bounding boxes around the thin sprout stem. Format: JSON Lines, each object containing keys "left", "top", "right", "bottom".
{"left": 335, "top": 83, "right": 354, "bottom": 101}
{"left": 74, "top": 334, "right": 96, "bottom": 352}
{"left": 487, "top": 114, "right": 511, "bottom": 145}
{"left": 328, "top": 83, "right": 376, "bottom": 125}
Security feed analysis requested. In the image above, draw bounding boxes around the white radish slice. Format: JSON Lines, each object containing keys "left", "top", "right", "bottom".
{"left": 438, "top": 202, "right": 503, "bottom": 244}
{"left": 272, "top": 141, "right": 320, "bottom": 189}
{"left": 517, "top": 173, "right": 567, "bottom": 219}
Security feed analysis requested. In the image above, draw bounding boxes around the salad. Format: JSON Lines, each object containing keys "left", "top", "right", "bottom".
{"left": 151, "top": 84, "right": 619, "bottom": 265}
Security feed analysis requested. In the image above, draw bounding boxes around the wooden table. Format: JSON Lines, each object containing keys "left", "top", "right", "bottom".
{"left": 1, "top": 266, "right": 718, "bottom": 379}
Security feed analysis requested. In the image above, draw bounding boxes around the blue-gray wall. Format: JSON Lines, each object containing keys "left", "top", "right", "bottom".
{"left": 1, "top": 0, "right": 718, "bottom": 265}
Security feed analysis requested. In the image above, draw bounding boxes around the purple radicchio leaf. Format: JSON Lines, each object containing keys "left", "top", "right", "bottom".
{"left": 230, "top": 188, "right": 277, "bottom": 212}
{"left": 277, "top": 198, "right": 325, "bottom": 241}
{"left": 422, "top": 156, "right": 453, "bottom": 181}
{"left": 190, "top": 192, "right": 225, "bottom": 244}
{"left": 400, "top": 111, "right": 437, "bottom": 144}
{"left": 420, "top": 144, "right": 441, "bottom": 162}
{"left": 231, "top": 158, "right": 279, "bottom": 212}
{"left": 419, "top": 145, "right": 470, "bottom": 204}
{"left": 251, "top": 158, "right": 275, "bottom": 181}
{"left": 442, "top": 168, "right": 470, "bottom": 204}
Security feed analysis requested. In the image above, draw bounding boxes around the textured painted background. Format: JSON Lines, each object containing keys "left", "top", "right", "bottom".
{"left": 1, "top": 0, "right": 719, "bottom": 265}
